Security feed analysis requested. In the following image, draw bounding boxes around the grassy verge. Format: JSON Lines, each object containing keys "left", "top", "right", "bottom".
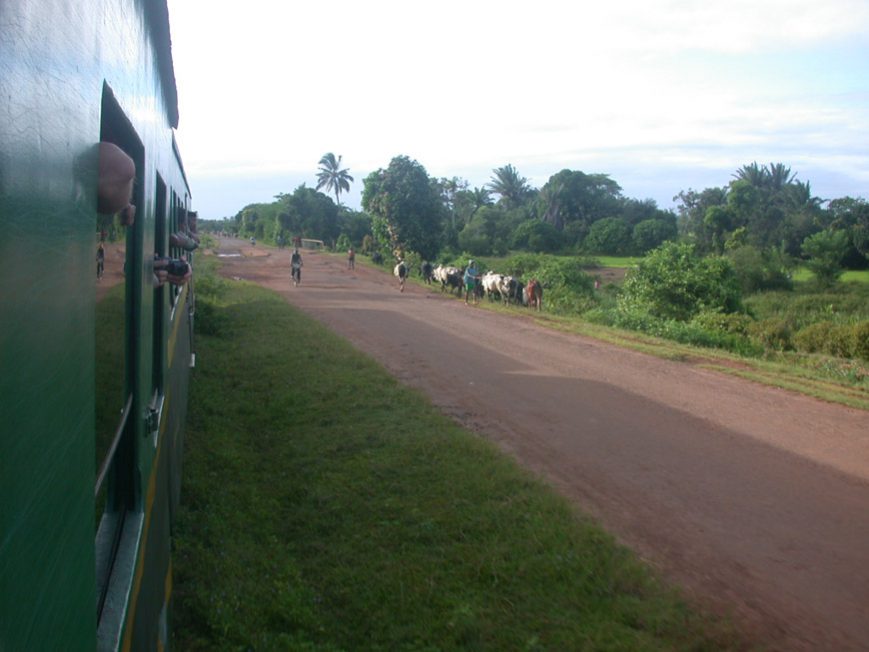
{"left": 173, "top": 274, "right": 740, "bottom": 650}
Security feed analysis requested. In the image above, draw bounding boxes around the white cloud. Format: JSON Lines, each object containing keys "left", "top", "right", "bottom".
{"left": 168, "top": 0, "right": 869, "bottom": 217}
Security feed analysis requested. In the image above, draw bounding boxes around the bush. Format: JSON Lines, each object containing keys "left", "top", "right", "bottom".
{"left": 632, "top": 219, "right": 677, "bottom": 255}
{"left": 747, "top": 319, "right": 792, "bottom": 351}
{"left": 608, "top": 307, "right": 761, "bottom": 355}
{"left": 793, "top": 320, "right": 869, "bottom": 360}
{"left": 510, "top": 220, "right": 562, "bottom": 253}
{"left": 619, "top": 242, "right": 742, "bottom": 321}
{"left": 793, "top": 321, "right": 834, "bottom": 354}
{"left": 584, "top": 217, "right": 632, "bottom": 255}
{"left": 691, "top": 310, "right": 753, "bottom": 336}
{"left": 854, "top": 321, "right": 869, "bottom": 361}
{"left": 726, "top": 245, "right": 793, "bottom": 293}
{"left": 801, "top": 229, "right": 849, "bottom": 288}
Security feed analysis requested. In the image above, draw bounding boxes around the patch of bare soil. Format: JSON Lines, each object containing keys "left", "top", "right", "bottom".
{"left": 586, "top": 265, "right": 628, "bottom": 285}
{"left": 214, "top": 237, "right": 869, "bottom": 651}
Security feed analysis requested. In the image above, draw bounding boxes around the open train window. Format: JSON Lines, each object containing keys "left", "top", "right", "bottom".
{"left": 94, "top": 83, "right": 144, "bottom": 622}
{"left": 153, "top": 174, "right": 167, "bottom": 395}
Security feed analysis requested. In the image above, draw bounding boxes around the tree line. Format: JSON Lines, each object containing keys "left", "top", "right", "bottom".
{"left": 201, "top": 153, "right": 868, "bottom": 287}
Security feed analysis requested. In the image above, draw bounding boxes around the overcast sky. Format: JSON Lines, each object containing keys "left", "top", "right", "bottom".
{"left": 166, "top": 0, "right": 869, "bottom": 220}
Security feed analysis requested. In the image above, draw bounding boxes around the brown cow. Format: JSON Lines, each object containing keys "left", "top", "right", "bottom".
{"left": 525, "top": 279, "right": 542, "bottom": 311}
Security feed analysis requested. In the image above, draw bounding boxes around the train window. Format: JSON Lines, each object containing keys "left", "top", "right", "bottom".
{"left": 94, "top": 84, "right": 144, "bottom": 620}
{"left": 153, "top": 174, "right": 167, "bottom": 395}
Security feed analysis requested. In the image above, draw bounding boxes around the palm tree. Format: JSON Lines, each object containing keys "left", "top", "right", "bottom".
{"left": 488, "top": 164, "right": 531, "bottom": 208}
{"left": 733, "top": 162, "right": 766, "bottom": 188}
{"left": 471, "top": 187, "right": 492, "bottom": 216}
{"left": 316, "top": 153, "right": 354, "bottom": 205}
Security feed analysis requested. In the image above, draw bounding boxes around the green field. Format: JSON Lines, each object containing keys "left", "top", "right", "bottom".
{"left": 172, "top": 272, "right": 739, "bottom": 650}
{"left": 792, "top": 267, "right": 869, "bottom": 283}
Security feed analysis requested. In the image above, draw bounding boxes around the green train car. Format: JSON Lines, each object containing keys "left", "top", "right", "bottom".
{"left": 1, "top": 1, "right": 195, "bottom": 649}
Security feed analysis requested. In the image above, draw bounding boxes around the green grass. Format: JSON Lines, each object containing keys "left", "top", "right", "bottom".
{"left": 791, "top": 267, "right": 869, "bottom": 283}
{"left": 172, "top": 274, "right": 740, "bottom": 651}
{"left": 592, "top": 255, "right": 642, "bottom": 268}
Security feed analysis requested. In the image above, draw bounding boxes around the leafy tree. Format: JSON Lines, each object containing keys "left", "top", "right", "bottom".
{"left": 510, "top": 219, "right": 562, "bottom": 253}
{"left": 278, "top": 185, "right": 341, "bottom": 243}
{"left": 728, "top": 162, "right": 822, "bottom": 253}
{"left": 674, "top": 186, "right": 728, "bottom": 251}
{"left": 620, "top": 197, "right": 673, "bottom": 227}
{"left": 632, "top": 218, "right": 677, "bottom": 254}
{"left": 620, "top": 242, "right": 743, "bottom": 321}
{"left": 315, "top": 153, "right": 354, "bottom": 205}
{"left": 488, "top": 164, "right": 533, "bottom": 209}
{"left": 337, "top": 210, "right": 372, "bottom": 247}
{"left": 457, "top": 205, "right": 517, "bottom": 256}
{"left": 583, "top": 217, "right": 631, "bottom": 255}
{"left": 725, "top": 245, "right": 793, "bottom": 293}
{"left": 827, "top": 196, "right": 869, "bottom": 265}
{"left": 801, "top": 229, "right": 850, "bottom": 287}
{"left": 361, "top": 155, "right": 443, "bottom": 260}
{"left": 538, "top": 169, "right": 623, "bottom": 233}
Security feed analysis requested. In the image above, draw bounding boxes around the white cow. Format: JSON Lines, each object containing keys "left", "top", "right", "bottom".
{"left": 394, "top": 261, "right": 408, "bottom": 292}
{"left": 481, "top": 271, "right": 504, "bottom": 301}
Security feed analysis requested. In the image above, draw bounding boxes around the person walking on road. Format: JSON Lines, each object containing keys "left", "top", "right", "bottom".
{"left": 291, "top": 248, "right": 303, "bottom": 286}
{"left": 464, "top": 259, "right": 480, "bottom": 305}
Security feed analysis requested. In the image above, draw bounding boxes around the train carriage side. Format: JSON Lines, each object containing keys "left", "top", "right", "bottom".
{"left": 1, "top": 1, "right": 193, "bottom": 650}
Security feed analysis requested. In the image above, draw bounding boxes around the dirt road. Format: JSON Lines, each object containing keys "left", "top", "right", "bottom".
{"left": 215, "top": 239, "right": 869, "bottom": 651}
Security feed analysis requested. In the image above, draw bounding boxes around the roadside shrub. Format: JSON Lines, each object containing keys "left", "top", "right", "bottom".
{"left": 193, "top": 267, "right": 229, "bottom": 337}
{"left": 793, "top": 321, "right": 835, "bottom": 354}
{"left": 854, "top": 321, "right": 869, "bottom": 361}
{"left": 691, "top": 310, "right": 753, "bottom": 336}
{"left": 619, "top": 242, "right": 742, "bottom": 321}
{"left": 747, "top": 319, "right": 792, "bottom": 351}
{"left": 794, "top": 320, "right": 869, "bottom": 359}
{"left": 610, "top": 308, "right": 761, "bottom": 355}
{"left": 827, "top": 325, "right": 855, "bottom": 358}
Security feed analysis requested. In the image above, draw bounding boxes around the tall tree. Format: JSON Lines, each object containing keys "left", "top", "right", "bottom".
{"left": 488, "top": 164, "right": 532, "bottom": 208}
{"left": 538, "top": 169, "right": 623, "bottom": 233}
{"left": 315, "top": 152, "right": 354, "bottom": 205}
{"left": 361, "top": 155, "right": 444, "bottom": 260}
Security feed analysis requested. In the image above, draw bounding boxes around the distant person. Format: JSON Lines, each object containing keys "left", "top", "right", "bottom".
{"left": 250, "top": 236, "right": 256, "bottom": 246}
{"left": 348, "top": 247, "right": 355, "bottom": 270}
{"left": 463, "top": 259, "right": 479, "bottom": 305}
{"left": 291, "top": 248, "right": 303, "bottom": 286}
{"left": 96, "top": 243, "right": 105, "bottom": 280}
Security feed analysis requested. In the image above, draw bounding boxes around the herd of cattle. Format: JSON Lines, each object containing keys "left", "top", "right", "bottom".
{"left": 408, "top": 262, "right": 543, "bottom": 310}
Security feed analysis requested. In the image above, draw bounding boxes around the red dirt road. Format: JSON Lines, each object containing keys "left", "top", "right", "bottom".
{"left": 215, "top": 239, "right": 869, "bottom": 651}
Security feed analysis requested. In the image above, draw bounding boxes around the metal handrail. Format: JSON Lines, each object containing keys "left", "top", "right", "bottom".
{"left": 95, "top": 394, "right": 133, "bottom": 499}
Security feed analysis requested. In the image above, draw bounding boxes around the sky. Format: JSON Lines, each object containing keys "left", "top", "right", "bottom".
{"left": 166, "top": 0, "right": 869, "bottom": 220}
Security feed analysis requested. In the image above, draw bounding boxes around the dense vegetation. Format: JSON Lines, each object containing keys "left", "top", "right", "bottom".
{"left": 198, "top": 155, "right": 869, "bottom": 376}
{"left": 174, "top": 270, "right": 740, "bottom": 649}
